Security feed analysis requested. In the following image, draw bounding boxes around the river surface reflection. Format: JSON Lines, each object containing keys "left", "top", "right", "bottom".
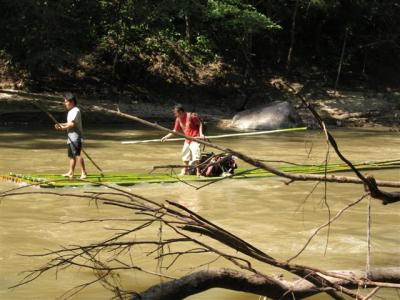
{"left": 0, "top": 126, "right": 399, "bottom": 299}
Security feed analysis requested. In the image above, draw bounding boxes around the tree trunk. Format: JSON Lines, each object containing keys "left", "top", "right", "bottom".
{"left": 185, "top": 14, "right": 191, "bottom": 43}
{"left": 238, "top": 32, "right": 254, "bottom": 111}
{"left": 286, "top": 0, "right": 300, "bottom": 71}
{"left": 334, "top": 28, "right": 348, "bottom": 93}
{"left": 133, "top": 267, "right": 400, "bottom": 300}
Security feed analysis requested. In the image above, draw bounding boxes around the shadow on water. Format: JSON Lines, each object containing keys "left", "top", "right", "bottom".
{"left": 0, "top": 121, "right": 236, "bottom": 150}
{"left": 0, "top": 139, "right": 120, "bottom": 150}
{"left": 0, "top": 124, "right": 168, "bottom": 149}
{"left": 0, "top": 125, "right": 397, "bottom": 151}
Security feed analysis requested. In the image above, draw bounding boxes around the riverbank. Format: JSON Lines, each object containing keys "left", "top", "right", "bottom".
{"left": 0, "top": 86, "right": 399, "bottom": 129}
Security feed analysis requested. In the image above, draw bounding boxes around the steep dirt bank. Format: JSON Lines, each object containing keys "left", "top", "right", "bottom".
{"left": 0, "top": 88, "right": 399, "bottom": 129}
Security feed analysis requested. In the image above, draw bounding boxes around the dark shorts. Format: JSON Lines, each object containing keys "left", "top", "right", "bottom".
{"left": 67, "top": 140, "right": 82, "bottom": 158}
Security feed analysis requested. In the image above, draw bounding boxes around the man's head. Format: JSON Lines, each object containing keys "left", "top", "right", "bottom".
{"left": 173, "top": 104, "right": 185, "bottom": 118}
{"left": 64, "top": 92, "right": 77, "bottom": 110}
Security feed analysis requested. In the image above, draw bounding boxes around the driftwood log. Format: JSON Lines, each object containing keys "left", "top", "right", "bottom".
{"left": 134, "top": 267, "right": 400, "bottom": 300}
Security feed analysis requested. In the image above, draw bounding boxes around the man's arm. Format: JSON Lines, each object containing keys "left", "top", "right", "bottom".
{"left": 161, "top": 131, "right": 175, "bottom": 142}
{"left": 161, "top": 118, "right": 181, "bottom": 142}
{"left": 192, "top": 114, "right": 204, "bottom": 138}
{"left": 199, "top": 121, "right": 204, "bottom": 138}
{"left": 55, "top": 122, "right": 75, "bottom": 130}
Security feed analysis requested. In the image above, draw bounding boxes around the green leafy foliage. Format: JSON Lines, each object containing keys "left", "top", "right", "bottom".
{"left": 0, "top": 0, "right": 398, "bottom": 88}
{"left": 208, "top": 0, "right": 279, "bottom": 32}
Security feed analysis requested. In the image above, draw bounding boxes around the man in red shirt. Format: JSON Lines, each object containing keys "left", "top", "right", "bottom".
{"left": 161, "top": 104, "right": 204, "bottom": 176}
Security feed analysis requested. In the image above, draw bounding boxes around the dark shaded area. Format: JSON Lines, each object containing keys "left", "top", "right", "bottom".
{"left": 0, "top": 0, "right": 398, "bottom": 102}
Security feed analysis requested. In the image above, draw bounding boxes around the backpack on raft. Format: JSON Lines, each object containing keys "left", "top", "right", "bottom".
{"left": 189, "top": 152, "right": 237, "bottom": 177}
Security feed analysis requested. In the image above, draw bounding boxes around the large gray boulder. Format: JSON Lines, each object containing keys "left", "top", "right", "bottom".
{"left": 230, "top": 101, "right": 303, "bottom": 130}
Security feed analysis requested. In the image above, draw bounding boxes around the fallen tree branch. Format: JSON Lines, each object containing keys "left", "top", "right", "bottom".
{"left": 276, "top": 80, "right": 400, "bottom": 204}
{"left": 134, "top": 267, "right": 400, "bottom": 300}
{"left": 17, "top": 98, "right": 399, "bottom": 191}
{"left": 2, "top": 184, "right": 399, "bottom": 299}
{"left": 91, "top": 104, "right": 400, "bottom": 194}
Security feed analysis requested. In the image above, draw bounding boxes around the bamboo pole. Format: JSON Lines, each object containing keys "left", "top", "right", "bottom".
{"left": 121, "top": 127, "right": 307, "bottom": 144}
{"left": 88, "top": 105, "right": 400, "bottom": 191}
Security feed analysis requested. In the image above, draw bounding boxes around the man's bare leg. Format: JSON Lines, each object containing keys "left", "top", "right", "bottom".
{"left": 63, "top": 158, "right": 76, "bottom": 178}
{"left": 195, "top": 160, "right": 201, "bottom": 176}
{"left": 181, "top": 161, "right": 189, "bottom": 175}
{"left": 77, "top": 156, "right": 87, "bottom": 178}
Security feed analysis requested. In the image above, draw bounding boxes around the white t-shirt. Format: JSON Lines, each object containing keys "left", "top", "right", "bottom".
{"left": 67, "top": 107, "right": 83, "bottom": 143}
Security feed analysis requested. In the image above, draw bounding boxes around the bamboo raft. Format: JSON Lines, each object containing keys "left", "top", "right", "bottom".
{"left": 1, "top": 160, "right": 399, "bottom": 188}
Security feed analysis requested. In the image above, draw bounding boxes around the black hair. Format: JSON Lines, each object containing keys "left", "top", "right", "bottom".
{"left": 64, "top": 92, "right": 77, "bottom": 105}
{"left": 173, "top": 103, "right": 184, "bottom": 112}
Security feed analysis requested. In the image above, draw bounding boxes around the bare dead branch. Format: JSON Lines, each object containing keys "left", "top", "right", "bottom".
{"left": 69, "top": 102, "right": 400, "bottom": 190}
{"left": 2, "top": 155, "right": 398, "bottom": 300}
{"left": 288, "top": 193, "right": 370, "bottom": 262}
{"left": 275, "top": 80, "right": 400, "bottom": 204}
{"left": 133, "top": 267, "right": 400, "bottom": 300}
{"left": 363, "top": 287, "right": 380, "bottom": 300}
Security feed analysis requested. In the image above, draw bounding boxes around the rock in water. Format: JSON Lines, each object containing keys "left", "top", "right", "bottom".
{"left": 230, "top": 101, "right": 303, "bottom": 130}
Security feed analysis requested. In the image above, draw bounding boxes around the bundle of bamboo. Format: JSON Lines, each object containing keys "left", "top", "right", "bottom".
{"left": 1, "top": 159, "right": 398, "bottom": 188}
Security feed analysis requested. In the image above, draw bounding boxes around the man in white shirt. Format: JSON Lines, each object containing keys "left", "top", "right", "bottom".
{"left": 55, "top": 93, "right": 87, "bottom": 179}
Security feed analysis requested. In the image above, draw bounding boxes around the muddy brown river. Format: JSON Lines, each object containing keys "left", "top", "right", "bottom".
{"left": 0, "top": 126, "right": 399, "bottom": 299}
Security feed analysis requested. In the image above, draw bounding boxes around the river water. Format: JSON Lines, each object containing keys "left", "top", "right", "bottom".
{"left": 0, "top": 125, "right": 399, "bottom": 300}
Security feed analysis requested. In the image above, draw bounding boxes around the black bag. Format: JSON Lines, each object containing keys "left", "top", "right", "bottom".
{"left": 188, "top": 152, "right": 237, "bottom": 177}
{"left": 188, "top": 152, "right": 213, "bottom": 175}
{"left": 204, "top": 153, "right": 237, "bottom": 177}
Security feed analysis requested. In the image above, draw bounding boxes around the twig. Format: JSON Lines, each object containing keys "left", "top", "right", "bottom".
{"left": 287, "top": 193, "right": 370, "bottom": 262}
{"left": 363, "top": 287, "right": 380, "bottom": 300}
{"left": 366, "top": 196, "right": 372, "bottom": 276}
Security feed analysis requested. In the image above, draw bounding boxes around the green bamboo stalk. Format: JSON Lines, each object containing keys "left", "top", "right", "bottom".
{"left": 121, "top": 127, "right": 307, "bottom": 144}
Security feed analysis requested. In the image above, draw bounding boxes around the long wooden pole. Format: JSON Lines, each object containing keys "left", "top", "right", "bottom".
{"left": 88, "top": 105, "right": 400, "bottom": 189}
{"left": 34, "top": 101, "right": 105, "bottom": 177}
{"left": 121, "top": 127, "right": 307, "bottom": 144}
